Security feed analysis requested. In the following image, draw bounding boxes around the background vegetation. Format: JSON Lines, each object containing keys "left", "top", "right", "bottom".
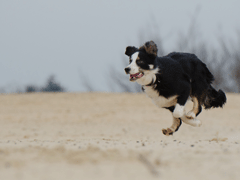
{"left": 1, "top": 19, "right": 240, "bottom": 94}
{"left": 99, "top": 19, "right": 240, "bottom": 93}
{"left": 0, "top": 75, "right": 65, "bottom": 93}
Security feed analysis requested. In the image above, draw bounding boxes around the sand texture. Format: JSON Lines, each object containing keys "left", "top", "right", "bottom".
{"left": 0, "top": 92, "right": 240, "bottom": 180}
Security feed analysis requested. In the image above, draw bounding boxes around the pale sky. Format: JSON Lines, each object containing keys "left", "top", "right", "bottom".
{"left": 1, "top": 0, "right": 240, "bottom": 92}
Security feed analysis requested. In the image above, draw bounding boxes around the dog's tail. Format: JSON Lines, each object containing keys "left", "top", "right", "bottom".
{"left": 204, "top": 85, "right": 227, "bottom": 109}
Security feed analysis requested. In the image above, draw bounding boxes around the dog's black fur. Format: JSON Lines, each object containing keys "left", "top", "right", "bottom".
{"left": 154, "top": 52, "right": 226, "bottom": 109}
{"left": 125, "top": 41, "right": 227, "bottom": 135}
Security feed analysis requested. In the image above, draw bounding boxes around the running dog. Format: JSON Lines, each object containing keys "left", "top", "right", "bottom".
{"left": 124, "top": 41, "right": 226, "bottom": 135}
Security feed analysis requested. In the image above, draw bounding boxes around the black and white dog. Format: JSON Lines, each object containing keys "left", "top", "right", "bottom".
{"left": 124, "top": 41, "right": 226, "bottom": 136}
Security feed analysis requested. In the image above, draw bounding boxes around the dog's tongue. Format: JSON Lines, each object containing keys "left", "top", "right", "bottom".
{"left": 130, "top": 73, "right": 140, "bottom": 78}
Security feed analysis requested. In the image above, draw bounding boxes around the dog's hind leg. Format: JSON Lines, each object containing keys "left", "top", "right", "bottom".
{"left": 181, "top": 97, "right": 202, "bottom": 127}
{"left": 186, "top": 97, "right": 202, "bottom": 119}
{"left": 181, "top": 116, "right": 202, "bottom": 127}
{"left": 162, "top": 117, "right": 182, "bottom": 136}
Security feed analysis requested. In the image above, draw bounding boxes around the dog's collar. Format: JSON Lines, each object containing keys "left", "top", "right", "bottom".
{"left": 144, "top": 79, "right": 157, "bottom": 88}
{"left": 145, "top": 79, "right": 155, "bottom": 86}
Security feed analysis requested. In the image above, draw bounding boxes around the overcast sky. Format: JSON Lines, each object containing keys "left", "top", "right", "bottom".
{"left": 1, "top": 0, "right": 240, "bottom": 92}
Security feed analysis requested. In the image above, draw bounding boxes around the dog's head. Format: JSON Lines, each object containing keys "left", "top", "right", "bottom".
{"left": 124, "top": 41, "right": 158, "bottom": 85}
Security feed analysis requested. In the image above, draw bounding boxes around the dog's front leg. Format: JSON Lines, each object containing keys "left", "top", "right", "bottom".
{"left": 172, "top": 92, "right": 189, "bottom": 118}
{"left": 173, "top": 104, "right": 185, "bottom": 118}
{"left": 162, "top": 117, "right": 182, "bottom": 136}
{"left": 162, "top": 106, "right": 182, "bottom": 136}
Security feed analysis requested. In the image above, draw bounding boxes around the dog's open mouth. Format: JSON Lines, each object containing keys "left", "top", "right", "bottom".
{"left": 130, "top": 72, "right": 144, "bottom": 81}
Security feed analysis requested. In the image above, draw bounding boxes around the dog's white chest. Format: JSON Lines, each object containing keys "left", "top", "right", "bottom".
{"left": 143, "top": 86, "right": 178, "bottom": 108}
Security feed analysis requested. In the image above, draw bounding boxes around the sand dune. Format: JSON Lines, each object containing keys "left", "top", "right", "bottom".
{"left": 0, "top": 92, "right": 240, "bottom": 180}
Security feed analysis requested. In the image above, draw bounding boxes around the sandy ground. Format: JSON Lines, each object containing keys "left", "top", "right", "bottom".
{"left": 0, "top": 92, "right": 240, "bottom": 180}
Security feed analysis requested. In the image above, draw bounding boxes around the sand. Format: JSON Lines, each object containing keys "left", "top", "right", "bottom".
{"left": 0, "top": 92, "right": 240, "bottom": 180}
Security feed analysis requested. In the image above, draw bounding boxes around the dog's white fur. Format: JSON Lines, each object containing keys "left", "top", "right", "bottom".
{"left": 181, "top": 115, "right": 202, "bottom": 127}
{"left": 144, "top": 86, "right": 178, "bottom": 108}
{"left": 137, "top": 68, "right": 158, "bottom": 86}
{"left": 126, "top": 52, "right": 140, "bottom": 75}
{"left": 173, "top": 104, "right": 185, "bottom": 118}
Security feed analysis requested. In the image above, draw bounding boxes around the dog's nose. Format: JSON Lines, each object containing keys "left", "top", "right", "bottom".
{"left": 125, "top": 67, "right": 130, "bottom": 74}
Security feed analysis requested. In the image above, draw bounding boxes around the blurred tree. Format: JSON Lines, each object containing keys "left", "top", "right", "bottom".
{"left": 25, "top": 85, "right": 38, "bottom": 93}
{"left": 41, "top": 75, "right": 65, "bottom": 92}
{"left": 79, "top": 70, "right": 94, "bottom": 92}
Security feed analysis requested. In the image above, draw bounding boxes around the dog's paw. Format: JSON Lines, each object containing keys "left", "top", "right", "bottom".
{"left": 186, "top": 111, "right": 196, "bottom": 119}
{"left": 173, "top": 104, "right": 185, "bottom": 118}
{"left": 182, "top": 116, "right": 202, "bottom": 127}
{"left": 162, "top": 128, "right": 174, "bottom": 136}
{"left": 194, "top": 119, "right": 202, "bottom": 127}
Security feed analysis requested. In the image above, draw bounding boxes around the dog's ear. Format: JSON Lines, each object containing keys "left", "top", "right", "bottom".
{"left": 125, "top": 46, "right": 138, "bottom": 57}
{"left": 141, "top": 41, "right": 158, "bottom": 56}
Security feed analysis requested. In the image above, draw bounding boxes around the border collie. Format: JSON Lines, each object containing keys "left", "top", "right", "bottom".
{"left": 124, "top": 41, "right": 226, "bottom": 136}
